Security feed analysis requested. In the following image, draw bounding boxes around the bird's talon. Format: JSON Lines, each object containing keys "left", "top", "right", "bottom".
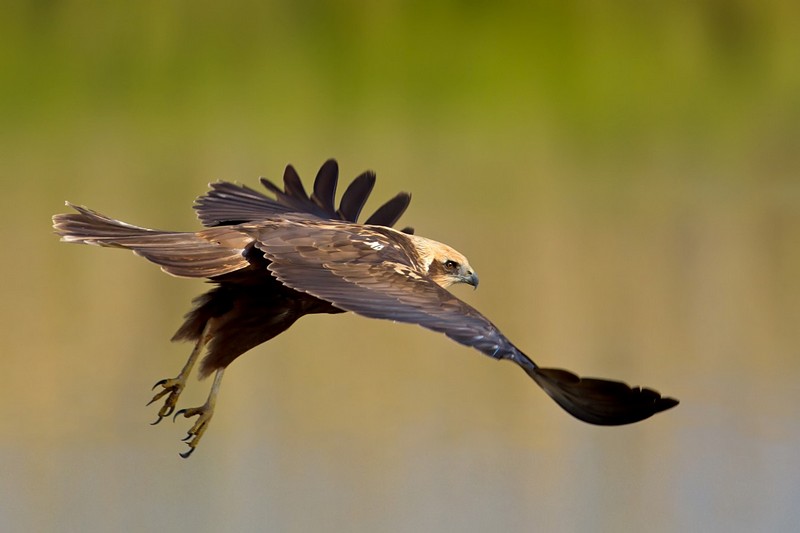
{"left": 173, "top": 408, "right": 187, "bottom": 422}
{"left": 179, "top": 447, "right": 196, "bottom": 459}
{"left": 147, "top": 376, "right": 186, "bottom": 428}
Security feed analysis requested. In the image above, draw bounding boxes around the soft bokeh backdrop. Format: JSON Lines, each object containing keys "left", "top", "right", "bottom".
{"left": 2, "top": 2, "right": 798, "bottom": 532}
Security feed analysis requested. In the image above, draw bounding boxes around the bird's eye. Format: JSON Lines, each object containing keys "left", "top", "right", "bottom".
{"left": 444, "top": 260, "right": 459, "bottom": 271}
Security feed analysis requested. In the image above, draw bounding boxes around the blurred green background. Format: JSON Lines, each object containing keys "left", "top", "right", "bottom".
{"left": 2, "top": 1, "right": 799, "bottom": 531}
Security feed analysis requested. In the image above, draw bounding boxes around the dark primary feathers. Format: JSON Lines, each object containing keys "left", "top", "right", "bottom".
{"left": 195, "top": 158, "right": 413, "bottom": 232}
{"left": 53, "top": 159, "right": 677, "bottom": 432}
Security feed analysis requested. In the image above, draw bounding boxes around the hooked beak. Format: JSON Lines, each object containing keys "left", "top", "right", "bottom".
{"left": 465, "top": 271, "right": 479, "bottom": 289}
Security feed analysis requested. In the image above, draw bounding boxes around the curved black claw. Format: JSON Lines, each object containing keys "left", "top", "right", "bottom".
{"left": 173, "top": 408, "right": 188, "bottom": 422}
{"left": 151, "top": 378, "right": 170, "bottom": 390}
{"left": 179, "top": 447, "right": 196, "bottom": 459}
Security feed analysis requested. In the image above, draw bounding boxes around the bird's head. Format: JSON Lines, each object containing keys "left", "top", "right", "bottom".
{"left": 409, "top": 235, "right": 479, "bottom": 289}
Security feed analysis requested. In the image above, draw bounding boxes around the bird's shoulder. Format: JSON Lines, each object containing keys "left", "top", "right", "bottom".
{"left": 239, "top": 214, "right": 424, "bottom": 269}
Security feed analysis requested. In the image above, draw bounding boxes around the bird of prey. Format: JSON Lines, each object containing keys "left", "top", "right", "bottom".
{"left": 53, "top": 159, "right": 678, "bottom": 457}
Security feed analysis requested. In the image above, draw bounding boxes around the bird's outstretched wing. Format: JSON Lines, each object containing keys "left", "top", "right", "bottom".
{"left": 252, "top": 220, "right": 521, "bottom": 358}
{"left": 247, "top": 220, "right": 679, "bottom": 425}
{"left": 195, "top": 159, "right": 414, "bottom": 232}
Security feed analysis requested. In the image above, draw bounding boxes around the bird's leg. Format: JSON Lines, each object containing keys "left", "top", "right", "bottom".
{"left": 173, "top": 368, "right": 225, "bottom": 458}
{"left": 147, "top": 324, "right": 210, "bottom": 424}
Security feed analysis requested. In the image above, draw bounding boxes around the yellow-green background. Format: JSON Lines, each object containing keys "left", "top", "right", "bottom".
{"left": 2, "top": 2, "right": 799, "bottom": 531}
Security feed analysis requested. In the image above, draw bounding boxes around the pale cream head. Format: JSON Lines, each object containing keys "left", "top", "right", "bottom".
{"left": 407, "top": 234, "right": 479, "bottom": 289}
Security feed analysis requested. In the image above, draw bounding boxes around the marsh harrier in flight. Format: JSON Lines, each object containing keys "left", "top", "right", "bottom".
{"left": 53, "top": 160, "right": 678, "bottom": 457}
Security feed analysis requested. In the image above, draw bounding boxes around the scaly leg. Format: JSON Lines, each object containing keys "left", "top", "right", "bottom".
{"left": 147, "top": 323, "right": 210, "bottom": 424}
{"left": 173, "top": 368, "right": 225, "bottom": 458}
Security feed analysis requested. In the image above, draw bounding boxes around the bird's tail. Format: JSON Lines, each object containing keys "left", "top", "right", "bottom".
{"left": 54, "top": 202, "right": 177, "bottom": 245}
{"left": 53, "top": 203, "right": 249, "bottom": 278}
{"left": 510, "top": 352, "right": 678, "bottom": 425}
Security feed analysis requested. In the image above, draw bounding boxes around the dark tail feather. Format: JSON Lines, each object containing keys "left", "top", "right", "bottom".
{"left": 281, "top": 164, "right": 310, "bottom": 203}
{"left": 311, "top": 159, "right": 338, "bottom": 213}
{"left": 364, "top": 192, "right": 412, "bottom": 228}
{"left": 337, "top": 171, "right": 376, "bottom": 222}
{"left": 524, "top": 366, "right": 679, "bottom": 425}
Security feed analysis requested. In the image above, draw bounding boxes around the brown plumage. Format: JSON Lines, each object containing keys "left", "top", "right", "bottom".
{"left": 53, "top": 159, "right": 678, "bottom": 457}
